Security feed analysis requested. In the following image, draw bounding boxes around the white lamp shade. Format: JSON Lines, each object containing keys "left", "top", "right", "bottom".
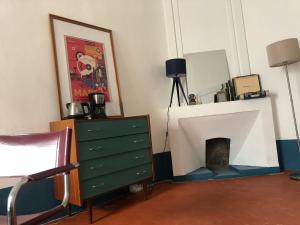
{"left": 266, "top": 38, "right": 300, "bottom": 67}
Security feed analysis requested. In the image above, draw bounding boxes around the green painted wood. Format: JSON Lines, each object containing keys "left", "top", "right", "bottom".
{"left": 77, "top": 133, "right": 150, "bottom": 161}
{"left": 79, "top": 149, "right": 151, "bottom": 181}
{"left": 75, "top": 117, "right": 153, "bottom": 202}
{"left": 76, "top": 118, "right": 148, "bottom": 141}
{"left": 81, "top": 164, "right": 152, "bottom": 199}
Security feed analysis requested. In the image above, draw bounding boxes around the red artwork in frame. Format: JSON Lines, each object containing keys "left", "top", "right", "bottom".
{"left": 50, "top": 14, "right": 124, "bottom": 118}
{"left": 65, "top": 36, "right": 111, "bottom": 102}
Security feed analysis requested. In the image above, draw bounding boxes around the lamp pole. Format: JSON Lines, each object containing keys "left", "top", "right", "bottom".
{"left": 285, "top": 64, "right": 300, "bottom": 180}
{"left": 285, "top": 65, "right": 300, "bottom": 147}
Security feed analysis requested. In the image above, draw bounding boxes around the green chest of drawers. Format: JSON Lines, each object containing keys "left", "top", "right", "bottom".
{"left": 50, "top": 115, "right": 153, "bottom": 207}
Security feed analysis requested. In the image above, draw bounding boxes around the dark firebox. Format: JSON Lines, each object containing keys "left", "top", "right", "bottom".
{"left": 206, "top": 138, "right": 230, "bottom": 172}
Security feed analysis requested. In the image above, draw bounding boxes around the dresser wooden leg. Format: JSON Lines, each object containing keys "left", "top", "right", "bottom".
{"left": 143, "top": 180, "right": 150, "bottom": 200}
{"left": 87, "top": 199, "right": 93, "bottom": 224}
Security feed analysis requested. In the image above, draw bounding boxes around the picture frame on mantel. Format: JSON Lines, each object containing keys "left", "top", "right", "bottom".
{"left": 49, "top": 14, "right": 124, "bottom": 119}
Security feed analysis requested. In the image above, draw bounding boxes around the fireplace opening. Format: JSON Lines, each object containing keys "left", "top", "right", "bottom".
{"left": 206, "top": 138, "right": 230, "bottom": 172}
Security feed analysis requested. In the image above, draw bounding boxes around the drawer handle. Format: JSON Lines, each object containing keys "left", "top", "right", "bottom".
{"left": 91, "top": 183, "right": 105, "bottom": 189}
{"left": 89, "top": 146, "right": 103, "bottom": 151}
{"left": 133, "top": 139, "right": 144, "bottom": 143}
{"left": 131, "top": 125, "right": 138, "bottom": 128}
{"left": 87, "top": 129, "right": 102, "bottom": 132}
{"left": 134, "top": 155, "right": 145, "bottom": 159}
{"left": 136, "top": 170, "right": 147, "bottom": 175}
{"left": 89, "top": 164, "right": 103, "bottom": 170}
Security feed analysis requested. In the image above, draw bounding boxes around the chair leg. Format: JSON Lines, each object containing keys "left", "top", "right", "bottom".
{"left": 67, "top": 204, "right": 72, "bottom": 216}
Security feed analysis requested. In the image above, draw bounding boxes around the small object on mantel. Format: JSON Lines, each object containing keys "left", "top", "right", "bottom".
{"left": 237, "top": 90, "right": 270, "bottom": 100}
{"left": 214, "top": 83, "right": 230, "bottom": 103}
{"left": 188, "top": 94, "right": 197, "bottom": 105}
{"left": 232, "top": 74, "right": 262, "bottom": 100}
{"left": 227, "top": 80, "right": 235, "bottom": 101}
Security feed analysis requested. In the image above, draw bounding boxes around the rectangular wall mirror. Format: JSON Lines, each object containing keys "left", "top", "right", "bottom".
{"left": 184, "top": 49, "right": 231, "bottom": 104}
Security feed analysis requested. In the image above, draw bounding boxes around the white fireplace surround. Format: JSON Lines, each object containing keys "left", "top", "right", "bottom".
{"left": 169, "top": 97, "right": 279, "bottom": 176}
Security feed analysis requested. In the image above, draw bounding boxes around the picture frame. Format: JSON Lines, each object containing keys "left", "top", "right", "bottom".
{"left": 232, "top": 74, "right": 262, "bottom": 98}
{"left": 50, "top": 14, "right": 123, "bottom": 118}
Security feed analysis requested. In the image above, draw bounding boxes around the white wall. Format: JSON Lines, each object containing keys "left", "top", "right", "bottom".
{"left": 0, "top": 0, "right": 169, "bottom": 153}
{"left": 164, "top": 0, "right": 300, "bottom": 140}
{"left": 241, "top": 0, "right": 300, "bottom": 139}
{"left": 163, "top": 0, "right": 251, "bottom": 76}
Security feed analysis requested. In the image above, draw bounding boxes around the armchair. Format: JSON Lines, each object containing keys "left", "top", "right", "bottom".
{"left": 0, "top": 128, "right": 79, "bottom": 225}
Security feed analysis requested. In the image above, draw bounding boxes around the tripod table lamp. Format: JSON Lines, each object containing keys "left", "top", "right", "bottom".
{"left": 166, "top": 58, "right": 188, "bottom": 107}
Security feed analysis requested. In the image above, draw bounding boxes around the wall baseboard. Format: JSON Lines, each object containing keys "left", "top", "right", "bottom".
{"left": 0, "top": 179, "right": 61, "bottom": 215}
{"left": 276, "top": 140, "right": 300, "bottom": 170}
{"left": 153, "top": 151, "right": 173, "bottom": 181}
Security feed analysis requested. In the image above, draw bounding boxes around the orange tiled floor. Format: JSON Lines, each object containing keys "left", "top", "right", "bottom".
{"left": 51, "top": 173, "right": 300, "bottom": 225}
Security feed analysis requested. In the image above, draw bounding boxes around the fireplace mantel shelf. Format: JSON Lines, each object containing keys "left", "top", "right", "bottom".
{"left": 169, "top": 97, "right": 279, "bottom": 176}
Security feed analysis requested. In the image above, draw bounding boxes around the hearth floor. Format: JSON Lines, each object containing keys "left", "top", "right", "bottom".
{"left": 173, "top": 165, "right": 281, "bottom": 182}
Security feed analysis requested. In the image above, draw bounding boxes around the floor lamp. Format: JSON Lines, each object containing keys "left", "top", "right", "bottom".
{"left": 266, "top": 38, "right": 300, "bottom": 180}
{"left": 166, "top": 58, "right": 188, "bottom": 107}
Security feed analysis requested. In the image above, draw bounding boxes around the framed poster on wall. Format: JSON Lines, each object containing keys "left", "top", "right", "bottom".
{"left": 50, "top": 14, "right": 123, "bottom": 118}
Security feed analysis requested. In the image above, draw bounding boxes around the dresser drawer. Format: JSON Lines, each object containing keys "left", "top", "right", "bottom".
{"left": 76, "top": 118, "right": 148, "bottom": 141}
{"left": 79, "top": 149, "right": 151, "bottom": 181}
{"left": 81, "top": 164, "right": 152, "bottom": 199}
{"left": 78, "top": 133, "right": 149, "bottom": 161}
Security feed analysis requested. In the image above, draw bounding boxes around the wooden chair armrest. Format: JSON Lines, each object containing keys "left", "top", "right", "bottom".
{"left": 27, "top": 163, "right": 79, "bottom": 181}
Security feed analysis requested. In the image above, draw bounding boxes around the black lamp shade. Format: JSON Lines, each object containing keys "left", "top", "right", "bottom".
{"left": 166, "top": 58, "right": 186, "bottom": 78}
